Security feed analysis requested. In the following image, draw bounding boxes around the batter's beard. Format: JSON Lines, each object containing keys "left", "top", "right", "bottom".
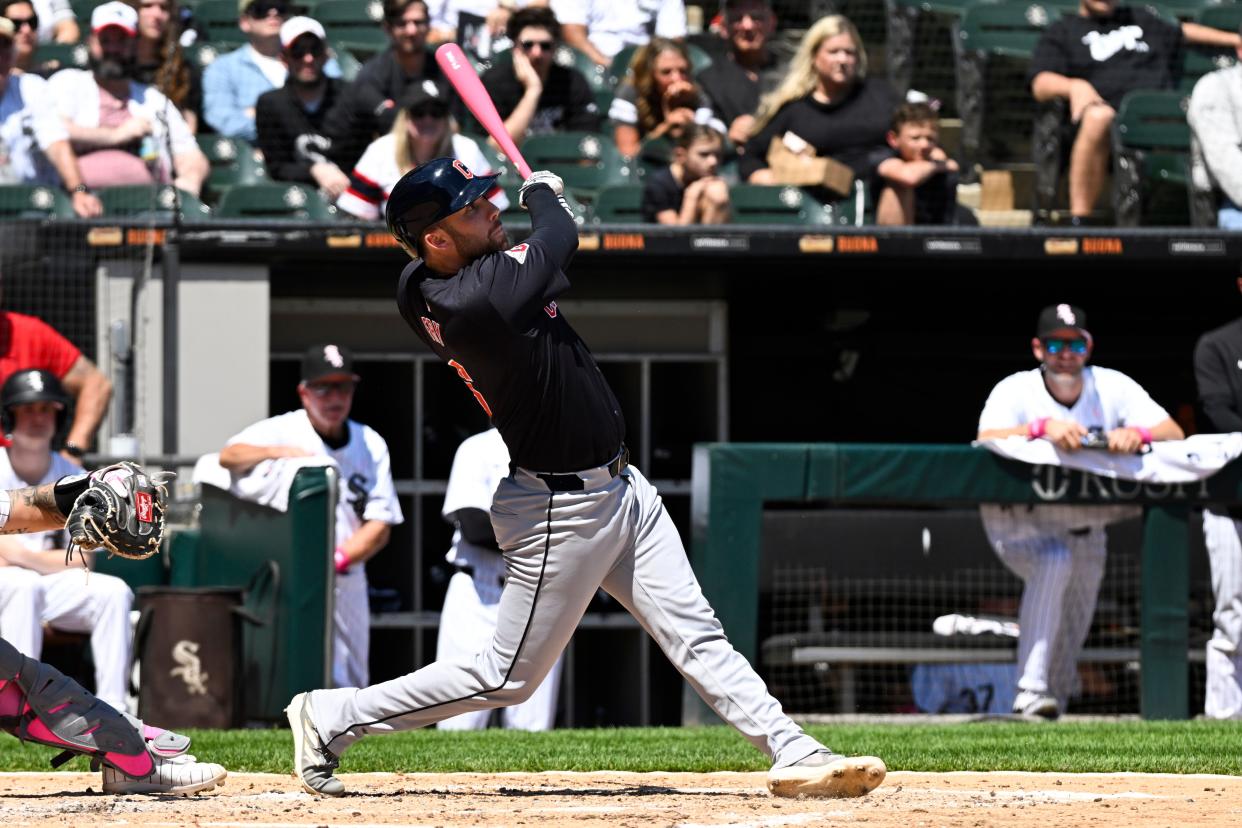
{"left": 444, "top": 224, "right": 508, "bottom": 261}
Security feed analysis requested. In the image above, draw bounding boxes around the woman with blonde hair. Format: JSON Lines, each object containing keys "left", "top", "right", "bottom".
{"left": 609, "top": 37, "right": 724, "bottom": 158}
{"left": 739, "top": 15, "right": 896, "bottom": 189}
{"left": 337, "top": 82, "right": 508, "bottom": 220}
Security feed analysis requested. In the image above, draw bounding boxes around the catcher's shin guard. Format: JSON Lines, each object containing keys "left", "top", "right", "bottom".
{"left": 0, "top": 637, "right": 187, "bottom": 777}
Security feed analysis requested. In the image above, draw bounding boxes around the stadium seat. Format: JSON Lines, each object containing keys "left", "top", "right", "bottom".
{"left": 215, "top": 183, "right": 336, "bottom": 219}
{"left": 317, "top": 0, "right": 389, "bottom": 59}
{"left": 183, "top": 40, "right": 227, "bottom": 71}
{"left": 1181, "top": 5, "right": 1242, "bottom": 92}
{"left": 590, "top": 184, "right": 644, "bottom": 224}
{"left": 193, "top": 0, "right": 247, "bottom": 42}
{"left": 0, "top": 184, "right": 75, "bottom": 219}
{"left": 463, "top": 133, "right": 524, "bottom": 187}
{"left": 499, "top": 184, "right": 589, "bottom": 227}
{"left": 1111, "top": 90, "right": 1193, "bottom": 226}
{"left": 1150, "top": 0, "right": 1219, "bottom": 22}
{"left": 886, "top": 0, "right": 980, "bottom": 104}
{"left": 196, "top": 135, "right": 268, "bottom": 197}
{"left": 728, "top": 185, "right": 834, "bottom": 225}
{"left": 31, "top": 42, "right": 90, "bottom": 74}
{"left": 331, "top": 44, "right": 364, "bottom": 82}
{"left": 518, "top": 131, "right": 633, "bottom": 201}
{"left": 97, "top": 186, "right": 213, "bottom": 222}
{"left": 955, "top": 1, "right": 1060, "bottom": 177}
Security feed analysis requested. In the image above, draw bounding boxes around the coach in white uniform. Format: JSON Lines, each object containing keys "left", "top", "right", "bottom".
{"left": 436, "top": 427, "right": 562, "bottom": 730}
{"left": 976, "top": 304, "right": 1184, "bottom": 718}
{"left": 220, "top": 345, "right": 403, "bottom": 689}
{"left": 0, "top": 369, "right": 133, "bottom": 711}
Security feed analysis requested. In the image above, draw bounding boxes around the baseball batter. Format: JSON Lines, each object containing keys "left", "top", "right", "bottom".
{"left": 286, "top": 158, "right": 885, "bottom": 799}
{"left": 977, "top": 304, "right": 1184, "bottom": 718}
{"left": 437, "top": 427, "right": 562, "bottom": 731}
{"left": 1193, "top": 281, "right": 1242, "bottom": 720}
{"left": 221, "top": 345, "right": 403, "bottom": 689}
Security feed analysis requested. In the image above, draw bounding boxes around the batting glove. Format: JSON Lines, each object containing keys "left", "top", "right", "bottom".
{"left": 518, "top": 170, "right": 565, "bottom": 210}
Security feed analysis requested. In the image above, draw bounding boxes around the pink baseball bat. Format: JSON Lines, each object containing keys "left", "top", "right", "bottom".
{"left": 435, "top": 43, "right": 533, "bottom": 180}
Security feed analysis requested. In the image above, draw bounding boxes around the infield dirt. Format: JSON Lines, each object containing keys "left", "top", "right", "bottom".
{"left": 1, "top": 769, "right": 1238, "bottom": 826}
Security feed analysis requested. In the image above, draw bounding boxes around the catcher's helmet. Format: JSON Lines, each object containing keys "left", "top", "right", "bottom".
{"left": 384, "top": 157, "right": 499, "bottom": 255}
{"left": 0, "top": 369, "right": 69, "bottom": 438}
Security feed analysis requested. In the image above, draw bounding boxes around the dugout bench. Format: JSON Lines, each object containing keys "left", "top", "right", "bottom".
{"left": 689, "top": 443, "right": 1229, "bottom": 721}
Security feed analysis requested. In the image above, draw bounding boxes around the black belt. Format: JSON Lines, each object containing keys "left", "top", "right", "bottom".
{"left": 533, "top": 445, "right": 629, "bottom": 493}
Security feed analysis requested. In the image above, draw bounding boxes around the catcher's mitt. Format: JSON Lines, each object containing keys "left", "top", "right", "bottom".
{"left": 65, "top": 462, "right": 173, "bottom": 561}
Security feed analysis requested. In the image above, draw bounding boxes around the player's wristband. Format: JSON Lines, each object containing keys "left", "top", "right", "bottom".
{"left": 1135, "top": 426, "right": 1152, "bottom": 445}
{"left": 1027, "top": 417, "right": 1049, "bottom": 440}
{"left": 334, "top": 547, "right": 350, "bottom": 574}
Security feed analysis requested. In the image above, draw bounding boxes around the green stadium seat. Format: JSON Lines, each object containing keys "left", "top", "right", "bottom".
{"left": 518, "top": 131, "right": 632, "bottom": 201}
{"left": 183, "top": 40, "right": 228, "bottom": 71}
{"left": 1181, "top": 5, "right": 1242, "bottom": 92}
{"left": 31, "top": 42, "right": 90, "bottom": 74}
{"left": 728, "top": 185, "right": 834, "bottom": 225}
{"left": 590, "top": 185, "right": 644, "bottom": 224}
{"left": 633, "top": 135, "right": 673, "bottom": 180}
{"left": 194, "top": 0, "right": 246, "bottom": 42}
{"left": 316, "top": 0, "right": 389, "bottom": 59}
{"left": 215, "top": 183, "right": 336, "bottom": 219}
{"left": 97, "top": 186, "right": 213, "bottom": 221}
{"left": 331, "top": 44, "right": 364, "bottom": 82}
{"left": 196, "top": 135, "right": 268, "bottom": 197}
{"left": 0, "top": 185, "right": 75, "bottom": 219}
{"left": 1111, "top": 90, "right": 1193, "bottom": 226}
{"left": 498, "top": 184, "right": 589, "bottom": 228}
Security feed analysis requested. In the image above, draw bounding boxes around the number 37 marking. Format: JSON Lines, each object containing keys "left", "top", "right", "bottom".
{"left": 448, "top": 359, "right": 493, "bottom": 417}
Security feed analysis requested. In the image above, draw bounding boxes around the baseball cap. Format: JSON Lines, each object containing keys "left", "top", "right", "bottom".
{"left": 1036, "top": 303, "right": 1089, "bottom": 338}
{"left": 399, "top": 79, "right": 449, "bottom": 115}
{"left": 91, "top": 1, "right": 138, "bottom": 36}
{"left": 302, "top": 344, "right": 359, "bottom": 383}
{"left": 280, "top": 16, "right": 326, "bottom": 50}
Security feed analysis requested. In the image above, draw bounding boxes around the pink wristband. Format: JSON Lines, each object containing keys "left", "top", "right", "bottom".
{"left": 1136, "top": 426, "right": 1152, "bottom": 445}
{"left": 1028, "top": 417, "right": 1049, "bottom": 440}
{"left": 334, "top": 547, "right": 350, "bottom": 574}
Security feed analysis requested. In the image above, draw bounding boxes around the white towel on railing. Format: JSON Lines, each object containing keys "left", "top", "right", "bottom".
{"left": 192, "top": 452, "right": 336, "bottom": 513}
{"left": 975, "top": 433, "right": 1242, "bottom": 483}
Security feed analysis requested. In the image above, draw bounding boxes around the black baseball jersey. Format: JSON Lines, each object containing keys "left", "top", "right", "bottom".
{"left": 397, "top": 186, "right": 626, "bottom": 472}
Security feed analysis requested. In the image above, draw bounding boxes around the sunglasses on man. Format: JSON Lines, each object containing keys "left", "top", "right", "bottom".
{"left": 287, "top": 38, "right": 325, "bottom": 59}
{"left": 3, "top": 13, "right": 37, "bottom": 30}
{"left": 518, "top": 38, "right": 554, "bottom": 52}
{"left": 1042, "top": 338, "right": 1088, "bottom": 355}
{"left": 246, "top": 0, "right": 287, "bottom": 19}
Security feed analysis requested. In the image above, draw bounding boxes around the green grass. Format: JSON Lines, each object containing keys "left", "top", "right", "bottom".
{"left": 3, "top": 721, "right": 1241, "bottom": 776}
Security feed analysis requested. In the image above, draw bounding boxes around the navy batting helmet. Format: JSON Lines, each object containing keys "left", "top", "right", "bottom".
{"left": 385, "top": 157, "right": 499, "bottom": 256}
{"left": 0, "top": 369, "right": 69, "bottom": 438}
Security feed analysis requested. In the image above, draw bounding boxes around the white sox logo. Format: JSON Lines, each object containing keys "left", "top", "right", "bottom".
{"left": 421, "top": 316, "right": 444, "bottom": 346}
{"left": 544, "top": 301, "right": 558, "bottom": 318}
{"left": 170, "top": 640, "right": 209, "bottom": 695}
{"left": 323, "top": 345, "right": 345, "bottom": 368}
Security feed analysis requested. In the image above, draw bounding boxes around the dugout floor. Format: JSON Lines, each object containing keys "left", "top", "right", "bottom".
{"left": 0, "top": 769, "right": 1237, "bottom": 826}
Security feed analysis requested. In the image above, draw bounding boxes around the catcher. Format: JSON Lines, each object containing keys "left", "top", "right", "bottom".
{"left": 0, "top": 461, "right": 228, "bottom": 795}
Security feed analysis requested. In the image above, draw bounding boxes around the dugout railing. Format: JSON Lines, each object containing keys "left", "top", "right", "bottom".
{"left": 689, "top": 443, "right": 1227, "bottom": 722}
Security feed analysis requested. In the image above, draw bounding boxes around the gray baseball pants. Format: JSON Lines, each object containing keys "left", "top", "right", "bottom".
{"left": 308, "top": 461, "right": 823, "bottom": 767}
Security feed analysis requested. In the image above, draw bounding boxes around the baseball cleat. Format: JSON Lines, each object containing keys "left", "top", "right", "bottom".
{"left": 101, "top": 753, "right": 227, "bottom": 795}
{"left": 767, "top": 750, "right": 886, "bottom": 798}
{"left": 1012, "top": 690, "right": 1060, "bottom": 720}
{"left": 286, "top": 691, "right": 345, "bottom": 797}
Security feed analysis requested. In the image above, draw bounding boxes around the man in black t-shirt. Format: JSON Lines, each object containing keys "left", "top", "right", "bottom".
{"left": 283, "top": 157, "right": 887, "bottom": 802}
{"left": 478, "top": 6, "right": 600, "bottom": 145}
{"left": 1029, "top": 0, "right": 1240, "bottom": 222}
{"left": 695, "top": 0, "right": 784, "bottom": 149}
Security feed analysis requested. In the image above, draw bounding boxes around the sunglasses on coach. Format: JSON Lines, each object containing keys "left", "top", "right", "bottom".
{"left": 1042, "top": 338, "right": 1088, "bottom": 355}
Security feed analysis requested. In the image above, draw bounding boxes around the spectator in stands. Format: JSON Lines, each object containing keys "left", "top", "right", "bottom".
{"left": 255, "top": 17, "right": 349, "bottom": 198}
{"left": 739, "top": 15, "right": 895, "bottom": 190}
{"left": 0, "top": 19, "right": 102, "bottom": 217}
{"left": 480, "top": 5, "right": 599, "bottom": 146}
{"left": 128, "top": 0, "right": 202, "bottom": 133}
{"left": 435, "top": 426, "right": 563, "bottom": 731}
{"left": 551, "top": 0, "right": 685, "bottom": 68}
{"left": 202, "top": 0, "right": 341, "bottom": 141}
{"left": 1187, "top": 22, "right": 1242, "bottom": 229}
{"left": 1029, "top": 0, "right": 1241, "bottom": 224}
{"left": 696, "top": 0, "right": 784, "bottom": 150}
{"left": 641, "top": 123, "right": 728, "bottom": 224}
{"left": 427, "top": 0, "right": 546, "bottom": 48}
{"left": 336, "top": 80, "right": 506, "bottom": 220}
{"left": 30, "top": 0, "right": 77, "bottom": 44}
{"left": 875, "top": 101, "right": 959, "bottom": 226}
{"left": 48, "top": 2, "right": 209, "bottom": 196}
{"left": 3, "top": 1, "right": 50, "bottom": 75}
{"left": 1193, "top": 275, "right": 1242, "bottom": 720}
{"left": 610, "top": 37, "right": 724, "bottom": 158}
{"left": 0, "top": 369, "right": 133, "bottom": 712}
{"left": 219, "top": 344, "right": 403, "bottom": 688}
{"left": 323, "top": 0, "right": 443, "bottom": 172}
{"left": 976, "top": 304, "right": 1183, "bottom": 718}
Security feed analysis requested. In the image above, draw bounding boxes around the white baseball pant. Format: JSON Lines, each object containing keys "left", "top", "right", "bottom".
{"left": 0, "top": 567, "right": 133, "bottom": 710}
{"left": 981, "top": 505, "right": 1109, "bottom": 708}
{"left": 333, "top": 569, "right": 370, "bottom": 689}
{"left": 308, "top": 463, "right": 823, "bottom": 767}
{"left": 436, "top": 562, "right": 563, "bottom": 731}
{"left": 1201, "top": 510, "right": 1242, "bottom": 719}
